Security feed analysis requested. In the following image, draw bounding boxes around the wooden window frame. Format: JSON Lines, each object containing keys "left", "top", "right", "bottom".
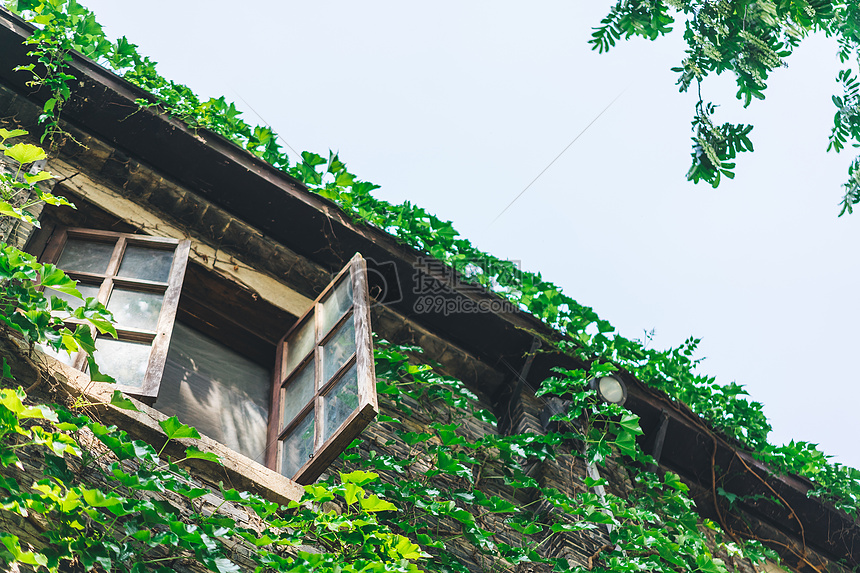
{"left": 40, "top": 227, "right": 190, "bottom": 400}
{"left": 267, "top": 253, "right": 378, "bottom": 484}
{"left": 39, "top": 224, "right": 376, "bottom": 483}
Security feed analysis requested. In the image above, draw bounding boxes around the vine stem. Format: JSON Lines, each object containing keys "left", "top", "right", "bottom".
{"left": 709, "top": 433, "right": 741, "bottom": 547}
{"left": 733, "top": 451, "right": 807, "bottom": 555}
{"left": 587, "top": 544, "right": 612, "bottom": 570}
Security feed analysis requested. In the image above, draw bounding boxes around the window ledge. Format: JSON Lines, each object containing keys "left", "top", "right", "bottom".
{"left": 13, "top": 338, "right": 306, "bottom": 506}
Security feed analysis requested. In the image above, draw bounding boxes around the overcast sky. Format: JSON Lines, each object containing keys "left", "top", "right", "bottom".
{"left": 77, "top": 1, "right": 860, "bottom": 469}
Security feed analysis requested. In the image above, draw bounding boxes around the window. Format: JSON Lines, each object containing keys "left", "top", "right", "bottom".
{"left": 153, "top": 321, "right": 271, "bottom": 463}
{"left": 40, "top": 227, "right": 189, "bottom": 400}
{"left": 269, "top": 253, "right": 377, "bottom": 484}
{"left": 39, "top": 226, "right": 377, "bottom": 483}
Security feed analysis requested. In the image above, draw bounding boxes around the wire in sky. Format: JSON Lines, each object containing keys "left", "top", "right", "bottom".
{"left": 230, "top": 87, "right": 304, "bottom": 162}
{"left": 488, "top": 87, "right": 628, "bottom": 227}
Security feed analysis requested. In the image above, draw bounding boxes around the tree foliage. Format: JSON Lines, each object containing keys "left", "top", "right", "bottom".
{"left": 594, "top": 0, "right": 860, "bottom": 213}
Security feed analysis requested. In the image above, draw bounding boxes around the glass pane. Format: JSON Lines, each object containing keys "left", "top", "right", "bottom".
{"left": 320, "top": 277, "right": 353, "bottom": 335}
{"left": 47, "top": 283, "right": 101, "bottom": 311}
{"left": 281, "top": 411, "right": 315, "bottom": 478}
{"left": 285, "top": 316, "right": 315, "bottom": 375}
{"left": 107, "top": 289, "right": 164, "bottom": 331}
{"left": 322, "top": 364, "right": 358, "bottom": 444}
{"left": 118, "top": 245, "right": 174, "bottom": 282}
{"left": 93, "top": 338, "right": 151, "bottom": 388}
{"left": 282, "top": 360, "right": 315, "bottom": 429}
{"left": 154, "top": 322, "right": 270, "bottom": 463}
{"left": 56, "top": 239, "right": 115, "bottom": 274}
{"left": 321, "top": 314, "right": 355, "bottom": 385}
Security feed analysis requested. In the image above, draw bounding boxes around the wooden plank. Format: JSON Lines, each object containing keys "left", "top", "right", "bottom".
{"left": 265, "top": 339, "right": 285, "bottom": 470}
{"left": 66, "top": 227, "right": 126, "bottom": 243}
{"left": 138, "top": 239, "right": 189, "bottom": 400}
{"left": 49, "top": 162, "right": 314, "bottom": 317}
{"left": 110, "top": 278, "right": 168, "bottom": 294}
{"left": 353, "top": 254, "right": 378, "bottom": 415}
{"left": 65, "top": 227, "right": 180, "bottom": 247}
{"left": 39, "top": 225, "right": 67, "bottom": 266}
{"left": 294, "top": 401, "right": 377, "bottom": 485}
{"left": 110, "top": 327, "right": 157, "bottom": 343}
{"left": 105, "top": 235, "right": 125, "bottom": 277}
{"left": 29, "top": 219, "right": 59, "bottom": 261}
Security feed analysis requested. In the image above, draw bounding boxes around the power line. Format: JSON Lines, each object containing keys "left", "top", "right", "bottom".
{"left": 230, "top": 88, "right": 304, "bottom": 162}
{"left": 488, "top": 88, "right": 628, "bottom": 227}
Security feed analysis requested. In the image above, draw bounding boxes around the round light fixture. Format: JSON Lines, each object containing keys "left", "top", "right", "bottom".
{"left": 590, "top": 374, "right": 627, "bottom": 405}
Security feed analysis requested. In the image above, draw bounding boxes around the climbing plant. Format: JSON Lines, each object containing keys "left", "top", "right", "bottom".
{"left": 0, "top": 385, "right": 425, "bottom": 572}
{"left": 0, "top": 128, "right": 113, "bottom": 360}
{"left": 333, "top": 340, "right": 778, "bottom": 572}
{"left": 0, "top": 1, "right": 858, "bottom": 572}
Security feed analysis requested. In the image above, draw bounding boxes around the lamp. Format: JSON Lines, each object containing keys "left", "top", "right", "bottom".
{"left": 589, "top": 374, "right": 627, "bottom": 406}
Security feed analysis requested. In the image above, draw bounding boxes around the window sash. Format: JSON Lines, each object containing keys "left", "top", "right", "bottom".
{"left": 267, "top": 253, "right": 377, "bottom": 484}
{"left": 40, "top": 227, "right": 190, "bottom": 400}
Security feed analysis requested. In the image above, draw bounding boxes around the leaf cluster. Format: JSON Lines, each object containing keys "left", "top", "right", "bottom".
{"left": 0, "top": 382, "right": 423, "bottom": 573}
{"left": 341, "top": 341, "right": 775, "bottom": 573}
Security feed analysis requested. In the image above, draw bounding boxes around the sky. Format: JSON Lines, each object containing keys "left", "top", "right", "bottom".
{"left": 76, "top": 1, "right": 860, "bottom": 469}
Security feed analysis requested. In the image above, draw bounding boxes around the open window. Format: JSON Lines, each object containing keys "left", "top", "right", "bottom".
{"left": 40, "top": 227, "right": 190, "bottom": 400}
{"left": 268, "top": 253, "right": 378, "bottom": 484}
{"left": 38, "top": 226, "right": 377, "bottom": 484}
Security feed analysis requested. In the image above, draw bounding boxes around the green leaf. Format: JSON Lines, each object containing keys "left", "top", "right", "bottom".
{"left": 391, "top": 535, "right": 424, "bottom": 559}
{"left": 109, "top": 390, "right": 137, "bottom": 411}
{"left": 303, "top": 484, "right": 335, "bottom": 503}
{"left": 359, "top": 494, "right": 397, "bottom": 513}
{"left": 618, "top": 413, "right": 643, "bottom": 435}
{"left": 23, "top": 171, "right": 54, "bottom": 185}
{"left": 550, "top": 522, "right": 593, "bottom": 533}
{"left": 0, "top": 534, "right": 48, "bottom": 567}
{"left": 159, "top": 416, "right": 201, "bottom": 440}
{"left": 344, "top": 482, "right": 361, "bottom": 505}
{"left": 614, "top": 431, "right": 638, "bottom": 457}
{"left": 87, "top": 356, "right": 116, "bottom": 384}
{"left": 0, "top": 202, "right": 33, "bottom": 224}
{"left": 4, "top": 142, "right": 46, "bottom": 164}
{"left": 340, "top": 470, "right": 378, "bottom": 486}
{"left": 0, "top": 128, "right": 27, "bottom": 141}
{"left": 185, "top": 446, "right": 221, "bottom": 464}
{"left": 81, "top": 487, "right": 122, "bottom": 508}
{"left": 35, "top": 190, "right": 73, "bottom": 207}
{"left": 72, "top": 325, "right": 96, "bottom": 355}
{"left": 40, "top": 265, "right": 81, "bottom": 297}
{"left": 664, "top": 472, "right": 688, "bottom": 493}
{"left": 335, "top": 171, "right": 355, "bottom": 187}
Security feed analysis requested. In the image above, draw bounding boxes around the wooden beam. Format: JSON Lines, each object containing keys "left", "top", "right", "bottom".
{"left": 48, "top": 160, "right": 314, "bottom": 317}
